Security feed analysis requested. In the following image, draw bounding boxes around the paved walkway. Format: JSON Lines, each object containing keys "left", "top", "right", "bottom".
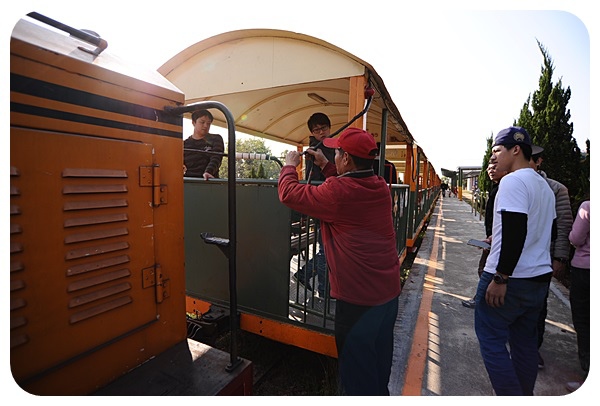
{"left": 390, "top": 193, "right": 587, "bottom": 397}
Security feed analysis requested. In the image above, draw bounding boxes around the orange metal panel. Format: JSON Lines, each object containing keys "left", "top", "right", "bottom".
{"left": 10, "top": 17, "right": 187, "bottom": 395}
{"left": 186, "top": 297, "right": 337, "bottom": 357}
{"left": 9, "top": 56, "right": 183, "bottom": 143}
{"left": 10, "top": 130, "right": 158, "bottom": 385}
{"left": 240, "top": 313, "right": 337, "bottom": 358}
{"left": 186, "top": 296, "right": 212, "bottom": 316}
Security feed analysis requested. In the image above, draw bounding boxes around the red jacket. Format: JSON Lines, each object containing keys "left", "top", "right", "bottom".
{"left": 278, "top": 164, "right": 401, "bottom": 306}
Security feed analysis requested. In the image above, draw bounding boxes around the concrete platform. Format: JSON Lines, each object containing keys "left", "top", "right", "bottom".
{"left": 390, "top": 194, "right": 589, "bottom": 397}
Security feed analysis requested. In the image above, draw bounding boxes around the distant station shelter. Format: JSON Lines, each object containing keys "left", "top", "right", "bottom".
{"left": 442, "top": 166, "right": 481, "bottom": 200}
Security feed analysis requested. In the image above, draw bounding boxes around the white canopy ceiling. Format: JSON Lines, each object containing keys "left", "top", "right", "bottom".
{"left": 158, "top": 29, "right": 415, "bottom": 149}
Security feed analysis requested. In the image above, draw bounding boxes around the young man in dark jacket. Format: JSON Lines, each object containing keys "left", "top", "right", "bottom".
{"left": 292, "top": 112, "right": 334, "bottom": 297}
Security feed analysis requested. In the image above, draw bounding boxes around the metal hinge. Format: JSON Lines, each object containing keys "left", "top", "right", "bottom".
{"left": 139, "top": 165, "right": 168, "bottom": 206}
{"left": 142, "top": 264, "right": 170, "bottom": 303}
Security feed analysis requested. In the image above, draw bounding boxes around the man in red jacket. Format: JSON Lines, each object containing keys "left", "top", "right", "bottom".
{"left": 278, "top": 127, "right": 401, "bottom": 395}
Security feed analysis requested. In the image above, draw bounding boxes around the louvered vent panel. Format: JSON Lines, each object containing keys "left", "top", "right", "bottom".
{"left": 10, "top": 166, "right": 28, "bottom": 349}
{"left": 10, "top": 130, "right": 159, "bottom": 383}
{"left": 62, "top": 168, "right": 133, "bottom": 324}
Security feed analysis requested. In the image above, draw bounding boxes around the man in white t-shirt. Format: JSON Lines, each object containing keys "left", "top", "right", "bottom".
{"left": 474, "top": 126, "right": 556, "bottom": 396}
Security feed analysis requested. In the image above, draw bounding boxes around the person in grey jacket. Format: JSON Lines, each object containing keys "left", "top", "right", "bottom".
{"left": 530, "top": 147, "right": 573, "bottom": 369}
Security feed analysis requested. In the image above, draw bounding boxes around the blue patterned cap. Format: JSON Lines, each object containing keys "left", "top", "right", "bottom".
{"left": 493, "top": 126, "right": 531, "bottom": 147}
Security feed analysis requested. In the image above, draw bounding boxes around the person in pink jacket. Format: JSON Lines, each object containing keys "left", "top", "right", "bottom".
{"left": 566, "top": 199, "right": 590, "bottom": 393}
{"left": 278, "top": 127, "right": 401, "bottom": 395}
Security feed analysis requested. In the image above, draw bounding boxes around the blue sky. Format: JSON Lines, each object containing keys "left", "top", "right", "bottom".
{"left": 4, "top": 1, "right": 593, "bottom": 173}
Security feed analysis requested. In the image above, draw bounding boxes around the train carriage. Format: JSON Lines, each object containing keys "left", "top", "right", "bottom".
{"left": 10, "top": 12, "right": 439, "bottom": 395}
{"left": 158, "top": 29, "right": 440, "bottom": 357}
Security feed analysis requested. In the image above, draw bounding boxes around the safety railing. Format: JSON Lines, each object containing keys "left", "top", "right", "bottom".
{"left": 184, "top": 178, "right": 429, "bottom": 335}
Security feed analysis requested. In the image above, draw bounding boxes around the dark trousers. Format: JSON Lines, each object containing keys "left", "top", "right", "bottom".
{"left": 570, "top": 266, "right": 590, "bottom": 372}
{"left": 475, "top": 272, "right": 548, "bottom": 395}
{"left": 335, "top": 296, "right": 399, "bottom": 396}
{"left": 537, "top": 288, "right": 549, "bottom": 348}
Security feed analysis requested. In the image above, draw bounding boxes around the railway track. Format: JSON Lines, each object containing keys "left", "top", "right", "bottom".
{"left": 211, "top": 330, "right": 338, "bottom": 395}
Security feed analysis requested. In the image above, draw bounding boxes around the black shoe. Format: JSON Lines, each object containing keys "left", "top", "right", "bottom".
{"left": 462, "top": 298, "right": 476, "bottom": 308}
{"left": 538, "top": 352, "right": 545, "bottom": 369}
{"left": 292, "top": 272, "right": 312, "bottom": 291}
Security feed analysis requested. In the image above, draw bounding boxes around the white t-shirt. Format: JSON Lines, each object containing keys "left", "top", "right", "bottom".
{"left": 484, "top": 167, "right": 556, "bottom": 278}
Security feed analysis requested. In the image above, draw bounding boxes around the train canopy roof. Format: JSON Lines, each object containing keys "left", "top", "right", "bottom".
{"left": 159, "top": 29, "right": 415, "bottom": 148}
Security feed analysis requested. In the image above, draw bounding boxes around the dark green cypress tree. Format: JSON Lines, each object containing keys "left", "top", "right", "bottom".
{"left": 257, "top": 162, "right": 266, "bottom": 179}
{"left": 574, "top": 139, "right": 590, "bottom": 206}
{"left": 515, "top": 40, "right": 585, "bottom": 209}
{"left": 478, "top": 134, "right": 494, "bottom": 194}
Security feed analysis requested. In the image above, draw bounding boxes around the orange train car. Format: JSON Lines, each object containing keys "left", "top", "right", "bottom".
{"left": 10, "top": 12, "right": 442, "bottom": 396}
{"left": 10, "top": 13, "right": 251, "bottom": 395}
{"left": 162, "top": 28, "right": 441, "bottom": 357}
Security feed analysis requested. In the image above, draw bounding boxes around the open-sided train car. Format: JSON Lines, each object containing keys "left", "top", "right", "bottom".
{"left": 158, "top": 30, "right": 440, "bottom": 357}
{"left": 10, "top": 13, "right": 252, "bottom": 395}
{"left": 10, "top": 13, "right": 440, "bottom": 395}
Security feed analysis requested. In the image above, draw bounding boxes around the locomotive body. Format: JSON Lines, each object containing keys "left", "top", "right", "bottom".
{"left": 10, "top": 16, "right": 227, "bottom": 395}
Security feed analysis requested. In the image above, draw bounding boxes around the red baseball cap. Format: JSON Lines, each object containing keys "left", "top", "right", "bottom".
{"left": 322, "top": 127, "right": 378, "bottom": 159}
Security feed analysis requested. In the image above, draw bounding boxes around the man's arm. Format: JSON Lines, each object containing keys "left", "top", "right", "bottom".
{"left": 496, "top": 211, "right": 527, "bottom": 276}
{"left": 486, "top": 210, "right": 527, "bottom": 308}
{"left": 552, "top": 185, "right": 573, "bottom": 261}
{"left": 204, "top": 134, "right": 225, "bottom": 178}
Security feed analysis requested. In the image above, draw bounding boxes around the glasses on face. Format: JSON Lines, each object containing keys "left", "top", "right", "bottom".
{"left": 311, "top": 125, "right": 329, "bottom": 134}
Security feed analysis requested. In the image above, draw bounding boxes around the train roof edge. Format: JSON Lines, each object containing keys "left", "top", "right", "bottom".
{"left": 11, "top": 14, "right": 184, "bottom": 101}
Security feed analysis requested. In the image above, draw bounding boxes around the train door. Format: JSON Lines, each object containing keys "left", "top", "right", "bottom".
{"left": 10, "top": 129, "right": 162, "bottom": 389}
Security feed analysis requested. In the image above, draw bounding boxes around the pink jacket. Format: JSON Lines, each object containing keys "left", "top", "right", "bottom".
{"left": 569, "top": 200, "right": 590, "bottom": 269}
{"left": 278, "top": 164, "right": 401, "bottom": 306}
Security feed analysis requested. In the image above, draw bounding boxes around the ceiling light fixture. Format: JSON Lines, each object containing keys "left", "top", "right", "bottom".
{"left": 307, "top": 92, "right": 329, "bottom": 105}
